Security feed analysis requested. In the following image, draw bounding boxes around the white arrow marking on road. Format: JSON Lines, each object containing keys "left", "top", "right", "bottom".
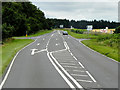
{"left": 31, "top": 49, "right": 38, "bottom": 55}
{"left": 31, "top": 49, "right": 47, "bottom": 55}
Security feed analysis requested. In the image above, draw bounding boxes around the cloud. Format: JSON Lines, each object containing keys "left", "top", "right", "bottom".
{"left": 31, "top": 2, "right": 118, "bottom": 21}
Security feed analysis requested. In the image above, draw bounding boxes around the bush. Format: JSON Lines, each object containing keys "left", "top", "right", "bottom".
{"left": 114, "top": 26, "right": 120, "bottom": 33}
{"left": 2, "top": 23, "right": 15, "bottom": 40}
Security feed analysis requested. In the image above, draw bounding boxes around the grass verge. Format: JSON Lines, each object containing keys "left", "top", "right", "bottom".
{"left": 0, "top": 39, "right": 34, "bottom": 77}
{"left": 82, "top": 39, "right": 118, "bottom": 61}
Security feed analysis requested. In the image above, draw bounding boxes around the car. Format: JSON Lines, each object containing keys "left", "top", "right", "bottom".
{"left": 63, "top": 31, "right": 68, "bottom": 35}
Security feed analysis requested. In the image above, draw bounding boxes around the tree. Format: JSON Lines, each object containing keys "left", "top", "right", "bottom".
{"left": 114, "top": 26, "right": 120, "bottom": 33}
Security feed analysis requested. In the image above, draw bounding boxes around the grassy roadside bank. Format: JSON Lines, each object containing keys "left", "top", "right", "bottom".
{"left": 0, "top": 30, "right": 54, "bottom": 77}
{"left": 81, "top": 39, "right": 118, "bottom": 61}
{"left": 0, "top": 39, "right": 34, "bottom": 77}
{"left": 62, "top": 29, "right": 119, "bottom": 62}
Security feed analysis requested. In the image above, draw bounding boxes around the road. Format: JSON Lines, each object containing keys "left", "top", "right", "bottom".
{"left": 0, "top": 30, "right": 118, "bottom": 89}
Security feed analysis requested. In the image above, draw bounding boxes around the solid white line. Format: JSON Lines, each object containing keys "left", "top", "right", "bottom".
{"left": 86, "top": 71, "right": 96, "bottom": 82}
{"left": 47, "top": 52, "right": 75, "bottom": 88}
{"left": 76, "top": 79, "right": 93, "bottom": 83}
{"left": 71, "top": 74, "right": 88, "bottom": 77}
{"left": 0, "top": 39, "right": 38, "bottom": 90}
{"left": 78, "top": 62, "right": 85, "bottom": 68}
{"left": 50, "top": 52, "right": 83, "bottom": 88}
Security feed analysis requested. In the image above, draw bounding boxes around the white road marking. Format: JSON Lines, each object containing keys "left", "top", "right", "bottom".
{"left": 43, "top": 38, "right": 45, "bottom": 40}
{"left": 60, "top": 63, "right": 76, "bottom": 66}
{"left": 73, "top": 70, "right": 85, "bottom": 72}
{"left": 51, "top": 49, "right": 66, "bottom": 53}
{"left": 56, "top": 38, "right": 58, "bottom": 40}
{"left": 47, "top": 52, "right": 75, "bottom": 88}
{"left": 76, "top": 79, "right": 93, "bottom": 83}
{"left": 31, "top": 49, "right": 38, "bottom": 55}
{"left": 56, "top": 43, "right": 60, "bottom": 46}
{"left": 0, "top": 39, "right": 38, "bottom": 90}
{"left": 37, "top": 43, "right": 40, "bottom": 46}
{"left": 78, "top": 62, "right": 85, "bottom": 68}
{"left": 63, "top": 66, "right": 81, "bottom": 68}
{"left": 50, "top": 52, "right": 83, "bottom": 88}
{"left": 61, "top": 35, "right": 97, "bottom": 83}
{"left": 31, "top": 49, "right": 47, "bottom": 55}
{"left": 71, "top": 74, "right": 88, "bottom": 77}
{"left": 86, "top": 71, "right": 96, "bottom": 82}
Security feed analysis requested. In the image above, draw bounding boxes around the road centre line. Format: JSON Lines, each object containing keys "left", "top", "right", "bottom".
{"left": 37, "top": 43, "right": 40, "bottom": 46}
{"left": 50, "top": 52, "right": 83, "bottom": 88}
{"left": 61, "top": 35, "right": 97, "bottom": 83}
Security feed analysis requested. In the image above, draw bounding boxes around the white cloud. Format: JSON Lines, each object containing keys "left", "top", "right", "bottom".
{"left": 31, "top": 2, "right": 119, "bottom": 22}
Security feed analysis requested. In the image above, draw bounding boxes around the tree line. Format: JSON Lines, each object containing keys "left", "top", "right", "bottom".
{"left": 48, "top": 18, "right": 120, "bottom": 29}
{"left": 2, "top": 2, "right": 52, "bottom": 40}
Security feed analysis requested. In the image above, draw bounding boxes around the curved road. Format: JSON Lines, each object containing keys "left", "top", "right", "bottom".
{"left": 0, "top": 30, "right": 118, "bottom": 90}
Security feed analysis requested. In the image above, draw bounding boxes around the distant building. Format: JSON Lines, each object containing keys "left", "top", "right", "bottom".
{"left": 87, "top": 25, "right": 93, "bottom": 31}
{"left": 60, "top": 25, "right": 64, "bottom": 28}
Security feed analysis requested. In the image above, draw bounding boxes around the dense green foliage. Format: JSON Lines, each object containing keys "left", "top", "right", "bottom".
{"left": 49, "top": 19, "right": 120, "bottom": 29}
{"left": 2, "top": 2, "right": 52, "bottom": 40}
{"left": 114, "top": 26, "right": 120, "bottom": 33}
{"left": 71, "top": 29, "right": 87, "bottom": 34}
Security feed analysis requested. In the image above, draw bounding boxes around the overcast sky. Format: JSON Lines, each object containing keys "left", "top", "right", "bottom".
{"left": 30, "top": 0, "right": 119, "bottom": 22}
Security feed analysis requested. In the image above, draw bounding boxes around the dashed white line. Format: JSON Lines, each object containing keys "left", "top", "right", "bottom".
{"left": 37, "top": 43, "right": 40, "bottom": 46}
{"left": 78, "top": 62, "right": 85, "bottom": 68}
{"left": 86, "top": 71, "right": 96, "bottom": 82}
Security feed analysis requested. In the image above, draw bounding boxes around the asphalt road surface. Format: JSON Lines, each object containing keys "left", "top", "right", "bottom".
{"left": 0, "top": 30, "right": 118, "bottom": 89}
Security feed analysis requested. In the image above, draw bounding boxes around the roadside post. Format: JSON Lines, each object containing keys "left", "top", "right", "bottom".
{"left": 26, "top": 31, "right": 28, "bottom": 37}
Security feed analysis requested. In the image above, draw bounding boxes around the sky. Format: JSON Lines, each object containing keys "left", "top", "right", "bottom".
{"left": 30, "top": 0, "right": 120, "bottom": 22}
